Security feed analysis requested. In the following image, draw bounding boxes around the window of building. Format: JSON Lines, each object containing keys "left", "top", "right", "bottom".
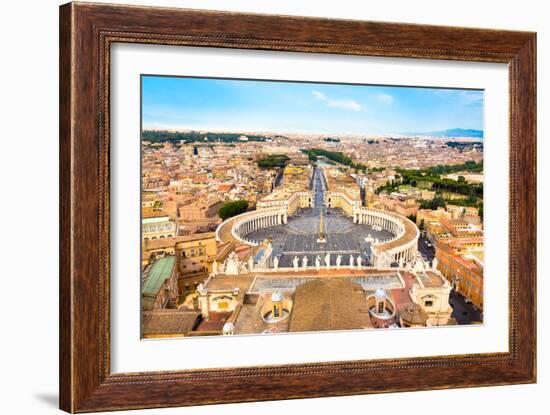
{"left": 424, "top": 300, "right": 434, "bottom": 307}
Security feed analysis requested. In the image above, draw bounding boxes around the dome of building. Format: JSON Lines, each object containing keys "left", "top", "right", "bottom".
{"left": 374, "top": 287, "right": 387, "bottom": 300}
{"left": 261, "top": 291, "right": 292, "bottom": 324}
{"left": 400, "top": 303, "right": 428, "bottom": 327}
{"left": 271, "top": 291, "right": 283, "bottom": 302}
{"left": 222, "top": 321, "right": 235, "bottom": 334}
{"left": 289, "top": 279, "right": 373, "bottom": 332}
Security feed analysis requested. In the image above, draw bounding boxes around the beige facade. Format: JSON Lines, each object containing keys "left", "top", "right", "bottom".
{"left": 323, "top": 168, "right": 362, "bottom": 216}
{"left": 435, "top": 240, "right": 484, "bottom": 310}
{"left": 325, "top": 190, "right": 361, "bottom": 216}
{"left": 192, "top": 263, "right": 452, "bottom": 335}
{"left": 256, "top": 164, "right": 314, "bottom": 214}
{"left": 142, "top": 216, "right": 176, "bottom": 241}
{"left": 257, "top": 191, "right": 312, "bottom": 215}
{"left": 179, "top": 198, "right": 222, "bottom": 222}
{"left": 409, "top": 270, "right": 453, "bottom": 326}
{"left": 142, "top": 233, "right": 217, "bottom": 299}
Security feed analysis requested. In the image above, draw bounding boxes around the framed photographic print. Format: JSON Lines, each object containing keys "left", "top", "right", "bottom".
{"left": 59, "top": 2, "right": 536, "bottom": 412}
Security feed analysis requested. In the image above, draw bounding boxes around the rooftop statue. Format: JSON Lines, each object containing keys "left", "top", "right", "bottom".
{"left": 336, "top": 254, "right": 342, "bottom": 269}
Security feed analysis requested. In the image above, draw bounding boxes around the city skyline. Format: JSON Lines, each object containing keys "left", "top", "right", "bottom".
{"left": 142, "top": 76, "right": 484, "bottom": 135}
{"left": 140, "top": 73, "right": 484, "bottom": 338}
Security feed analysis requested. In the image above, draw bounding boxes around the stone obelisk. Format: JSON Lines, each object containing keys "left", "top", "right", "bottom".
{"left": 317, "top": 208, "right": 327, "bottom": 243}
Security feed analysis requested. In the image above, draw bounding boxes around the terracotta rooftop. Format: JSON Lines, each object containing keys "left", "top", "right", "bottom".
{"left": 141, "top": 310, "right": 200, "bottom": 337}
{"left": 399, "top": 303, "right": 428, "bottom": 326}
{"left": 289, "top": 279, "right": 372, "bottom": 333}
{"left": 452, "top": 255, "right": 484, "bottom": 273}
{"left": 142, "top": 208, "right": 168, "bottom": 219}
{"left": 205, "top": 275, "right": 255, "bottom": 292}
{"left": 195, "top": 311, "right": 232, "bottom": 332}
{"left": 417, "top": 271, "right": 447, "bottom": 288}
{"left": 389, "top": 271, "right": 416, "bottom": 310}
{"left": 233, "top": 293, "right": 291, "bottom": 335}
{"left": 442, "top": 236, "right": 485, "bottom": 246}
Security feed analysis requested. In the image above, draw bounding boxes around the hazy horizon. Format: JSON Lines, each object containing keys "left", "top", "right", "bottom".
{"left": 142, "top": 76, "right": 484, "bottom": 136}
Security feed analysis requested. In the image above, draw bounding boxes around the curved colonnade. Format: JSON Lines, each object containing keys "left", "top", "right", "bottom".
{"left": 216, "top": 205, "right": 418, "bottom": 265}
{"left": 353, "top": 207, "right": 419, "bottom": 263}
{"left": 216, "top": 207, "right": 288, "bottom": 247}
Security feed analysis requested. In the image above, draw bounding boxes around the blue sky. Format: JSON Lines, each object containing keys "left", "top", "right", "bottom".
{"left": 142, "top": 75, "right": 484, "bottom": 135}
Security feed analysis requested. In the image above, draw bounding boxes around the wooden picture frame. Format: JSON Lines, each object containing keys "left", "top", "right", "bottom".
{"left": 59, "top": 2, "right": 536, "bottom": 412}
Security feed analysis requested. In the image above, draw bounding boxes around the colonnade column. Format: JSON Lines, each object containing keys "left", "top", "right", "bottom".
{"left": 240, "top": 212, "right": 291, "bottom": 238}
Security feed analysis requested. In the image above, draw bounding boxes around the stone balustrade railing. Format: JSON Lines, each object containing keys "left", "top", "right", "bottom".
{"left": 353, "top": 207, "right": 419, "bottom": 263}
{"left": 215, "top": 200, "right": 419, "bottom": 267}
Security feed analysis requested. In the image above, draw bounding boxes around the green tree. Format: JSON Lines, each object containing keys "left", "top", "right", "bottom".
{"left": 219, "top": 200, "right": 249, "bottom": 220}
{"left": 420, "top": 196, "right": 446, "bottom": 210}
{"left": 256, "top": 154, "right": 290, "bottom": 169}
{"left": 141, "top": 130, "right": 268, "bottom": 144}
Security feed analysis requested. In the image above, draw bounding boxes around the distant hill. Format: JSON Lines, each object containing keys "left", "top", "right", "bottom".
{"left": 402, "top": 128, "right": 483, "bottom": 138}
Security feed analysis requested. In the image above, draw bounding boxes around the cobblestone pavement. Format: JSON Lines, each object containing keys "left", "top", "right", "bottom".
{"left": 449, "top": 290, "right": 483, "bottom": 324}
{"left": 418, "top": 235, "right": 435, "bottom": 265}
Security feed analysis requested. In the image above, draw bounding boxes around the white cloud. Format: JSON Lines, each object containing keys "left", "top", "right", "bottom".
{"left": 312, "top": 90, "right": 326, "bottom": 100}
{"left": 312, "top": 90, "right": 362, "bottom": 111}
{"left": 377, "top": 93, "right": 394, "bottom": 105}
{"left": 459, "top": 90, "right": 483, "bottom": 106}
{"left": 431, "top": 89, "right": 483, "bottom": 106}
